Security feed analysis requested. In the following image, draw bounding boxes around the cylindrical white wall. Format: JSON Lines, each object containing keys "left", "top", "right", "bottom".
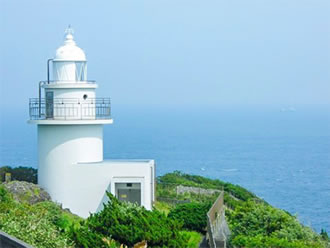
{"left": 38, "top": 124, "right": 103, "bottom": 203}
{"left": 45, "top": 88, "right": 96, "bottom": 99}
{"left": 44, "top": 88, "right": 97, "bottom": 120}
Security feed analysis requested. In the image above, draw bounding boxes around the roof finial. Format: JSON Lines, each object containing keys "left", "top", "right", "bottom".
{"left": 64, "top": 25, "right": 75, "bottom": 45}
{"left": 65, "top": 25, "right": 74, "bottom": 36}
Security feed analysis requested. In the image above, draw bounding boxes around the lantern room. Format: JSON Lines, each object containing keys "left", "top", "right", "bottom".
{"left": 52, "top": 27, "right": 87, "bottom": 82}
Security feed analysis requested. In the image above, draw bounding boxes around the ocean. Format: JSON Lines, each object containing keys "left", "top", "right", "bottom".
{"left": 0, "top": 105, "right": 329, "bottom": 232}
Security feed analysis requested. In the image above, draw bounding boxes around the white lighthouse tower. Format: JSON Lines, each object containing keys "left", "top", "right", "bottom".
{"left": 29, "top": 27, "right": 155, "bottom": 218}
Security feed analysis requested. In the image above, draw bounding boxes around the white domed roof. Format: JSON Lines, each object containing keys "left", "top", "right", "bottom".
{"left": 54, "top": 28, "right": 86, "bottom": 61}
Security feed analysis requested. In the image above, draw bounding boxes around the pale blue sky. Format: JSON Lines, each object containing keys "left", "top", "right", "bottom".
{"left": 1, "top": 0, "right": 329, "bottom": 112}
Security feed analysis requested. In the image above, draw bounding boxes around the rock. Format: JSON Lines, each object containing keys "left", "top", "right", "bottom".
{"left": 3, "top": 181, "right": 51, "bottom": 204}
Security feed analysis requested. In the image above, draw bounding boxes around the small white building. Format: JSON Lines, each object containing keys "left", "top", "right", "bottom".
{"left": 28, "top": 27, "right": 155, "bottom": 218}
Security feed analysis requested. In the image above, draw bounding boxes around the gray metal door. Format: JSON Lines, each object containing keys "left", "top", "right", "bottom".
{"left": 45, "top": 92, "right": 54, "bottom": 118}
{"left": 117, "top": 189, "right": 141, "bottom": 205}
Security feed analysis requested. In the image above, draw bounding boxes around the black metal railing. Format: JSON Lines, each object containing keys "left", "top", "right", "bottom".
{"left": 29, "top": 98, "right": 111, "bottom": 120}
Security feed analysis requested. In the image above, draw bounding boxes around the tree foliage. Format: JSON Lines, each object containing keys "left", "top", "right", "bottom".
{"left": 321, "top": 229, "right": 329, "bottom": 241}
{"left": 71, "top": 192, "right": 187, "bottom": 247}
{"left": 0, "top": 166, "right": 37, "bottom": 184}
{"left": 168, "top": 201, "right": 211, "bottom": 233}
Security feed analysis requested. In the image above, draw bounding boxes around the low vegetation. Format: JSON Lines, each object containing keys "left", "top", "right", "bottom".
{"left": 0, "top": 167, "right": 329, "bottom": 248}
{"left": 157, "top": 171, "right": 330, "bottom": 248}
{"left": 168, "top": 201, "right": 212, "bottom": 233}
{"left": 158, "top": 170, "right": 256, "bottom": 202}
{"left": 180, "top": 231, "right": 203, "bottom": 248}
{"left": 227, "top": 200, "right": 327, "bottom": 248}
{"left": 0, "top": 184, "right": 75, "bottom": 248}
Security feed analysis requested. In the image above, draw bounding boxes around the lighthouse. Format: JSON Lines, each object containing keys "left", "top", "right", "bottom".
{"left": 28, "top": 27, "right": 155, "bottom": 218}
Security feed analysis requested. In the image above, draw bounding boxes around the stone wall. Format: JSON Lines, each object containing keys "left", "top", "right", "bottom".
{"left": 176, "top": 185, "right": 221, "bottom": 196}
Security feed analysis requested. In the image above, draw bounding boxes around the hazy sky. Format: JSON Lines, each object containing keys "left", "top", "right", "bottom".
{"left": 1, "top": 0, "right": 329, "bottom": 111}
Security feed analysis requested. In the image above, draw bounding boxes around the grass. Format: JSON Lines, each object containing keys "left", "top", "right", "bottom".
{"left": 181, "top": 230, "right": 202, "bottom": 248}
{"left": 153, "top": 201, "right": 172, "bottom": 215}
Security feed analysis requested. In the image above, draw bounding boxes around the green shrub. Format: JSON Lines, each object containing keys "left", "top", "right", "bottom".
{"left": 70, "top": 224, "right": 118, "bottom": 248}
{"left": 180, "top": 231, "right": 202, "bottom": 248}
{"left": 223, "top": 191, "right": 242, "bottom": 209}
{"left": 0, "top": 184, "right": 12, "bottom": 202}
{"left": 168, "top": 202, "right": 211, "bottom": 233}
{"left": 227, "top": 200, "right": 327, "bottom": 248}
{"left": 231, "top": 234, "right": 325, "bottom": 248}
{"left": 56, "top": 213, "right": 79, "bottom": 232}
{"left": 72, "top": 192, "right": 187, "bottom": 247}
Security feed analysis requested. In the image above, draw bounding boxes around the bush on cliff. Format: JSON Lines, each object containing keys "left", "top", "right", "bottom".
{"left": 168, "top": 201, "right": 212, "bottom": 233}
{"left": 71, "top": 192, "right": 187, "bottom": 247}
{"left": 227, "top": 200, "right": 327, "bottom": 248}
{"left": 0, "top": 185, "right": 74, "bottom": 248}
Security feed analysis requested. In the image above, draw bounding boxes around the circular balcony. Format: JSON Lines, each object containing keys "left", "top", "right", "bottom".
{"left": 29, "top": 98, "right": 111, "bottom": 121}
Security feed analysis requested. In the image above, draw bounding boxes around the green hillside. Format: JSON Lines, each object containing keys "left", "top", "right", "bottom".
{"left": 0, "top": 167, "right": 329, "bottom": 248}
{"left": 156, "top": 171, "right": 330, "bottom": 248}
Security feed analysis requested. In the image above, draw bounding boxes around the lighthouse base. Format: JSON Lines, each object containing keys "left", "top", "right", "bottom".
{"left": 52, "top": 159, "right": 155, "bottom": 218}
{"left": 37, "top": 124, "right": 155, "bottom": 218}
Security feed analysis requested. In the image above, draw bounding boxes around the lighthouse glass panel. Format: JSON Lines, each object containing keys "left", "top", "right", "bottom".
{"left": 75, "top": 62, "right": 87, "bottom": 81}
{"left": 53, "top": 61, "right": 87, "bottom": 82}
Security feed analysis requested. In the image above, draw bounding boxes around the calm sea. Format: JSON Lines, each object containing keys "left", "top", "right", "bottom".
{"left": 1, "top": 105, "right": 329, "bottom": 232}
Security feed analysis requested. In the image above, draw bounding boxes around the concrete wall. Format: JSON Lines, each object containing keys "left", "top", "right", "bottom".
{"left": 206, "top": 192, "right": 231, "bottom": 248}
{"left": 66, "top": 160, "right": 155, "bottom": 218}
{"left": 0, "top": 231, "right": 33, "bottom": 248}
{"left": 208, "top": 192, "right": 224, "bottom": 225}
